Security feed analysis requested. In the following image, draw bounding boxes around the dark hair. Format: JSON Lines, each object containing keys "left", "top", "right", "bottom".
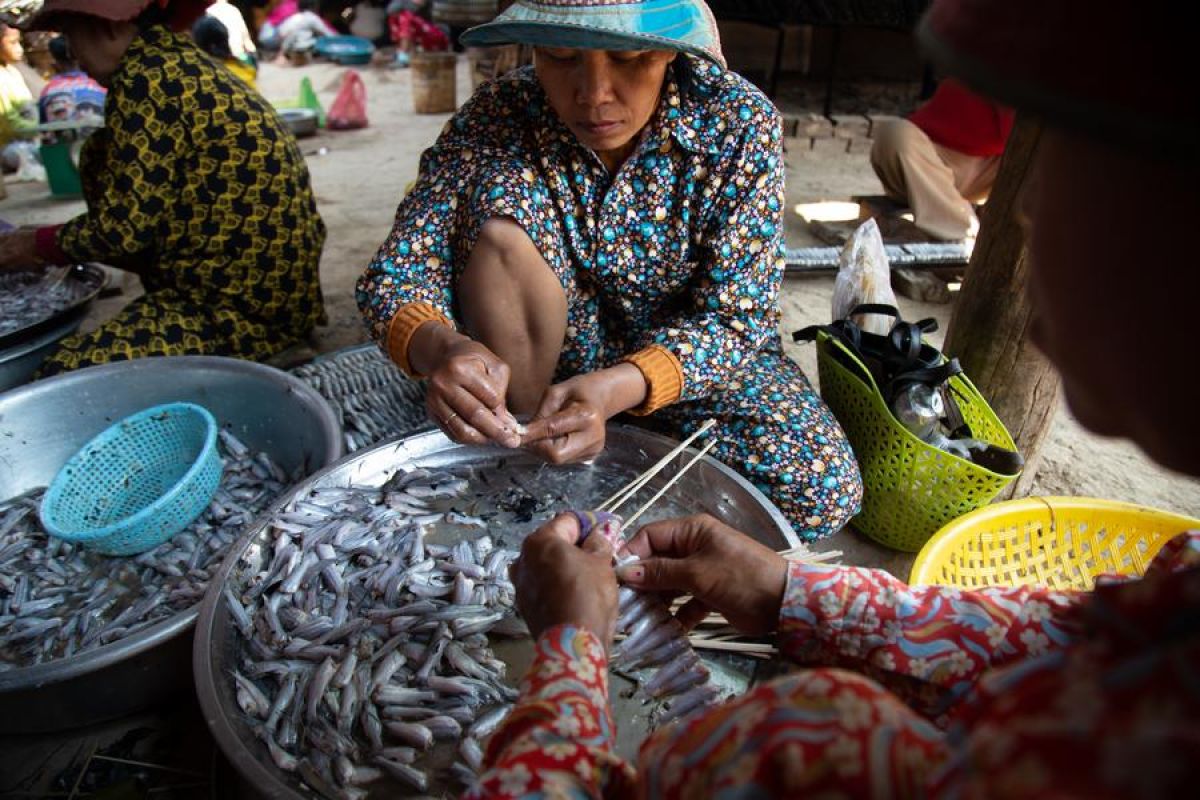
{"left": 298, "top": 0, "right": 321, "bottom": 12}
{"left": 136, "top": 2, "right": 174, "bottom": 29}
{"left": 48, "top": 34, "right": 72, "bottom": 65}
{"left": 192, "top": 15, "right": 234, "bottom": 60}
{"left": 672, "top": 55, "right": 695, "bottom": 98}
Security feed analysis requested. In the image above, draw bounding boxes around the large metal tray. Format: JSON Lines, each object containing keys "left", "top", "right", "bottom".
{"left": 0, "top": 356, "right": 345, "bottom": 732}
{"left": 194, "top": 425, "right": 797, "bottom": 798}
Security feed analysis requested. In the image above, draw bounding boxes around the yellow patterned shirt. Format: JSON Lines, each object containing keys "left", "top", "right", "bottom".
{"left": 55, "top": 25, "right": 325, "bottom": 336}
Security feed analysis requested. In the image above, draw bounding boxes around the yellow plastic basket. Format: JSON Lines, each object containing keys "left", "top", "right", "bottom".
{"left": 909, "top": 496, "right": 1200, "bottom": 590}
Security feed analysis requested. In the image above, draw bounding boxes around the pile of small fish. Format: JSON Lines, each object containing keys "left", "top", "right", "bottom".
{"left": 0, "top": 431, "right": 290, "bottom": 669}
{"left": 225, "top": 465, "right": 732, "bottom": 797}
{"left": 225, "top": 468, "right": 522, "bottom": 797}
{"left": 0, "top": 270, "right": 83, "bottom": 338}
{"left": 291, "top": 348, "right": 427, "bottom": 453}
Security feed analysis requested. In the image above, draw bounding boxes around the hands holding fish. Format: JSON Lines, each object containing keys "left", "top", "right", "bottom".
{"left": 510, "top": 513, "right": 619, "bottom": 646}
{"left": 520, "top": 365, "right": 648, "bottom": 463}
{"left": 512, "top": 513, "right": 790, "bottom": 650}
{"left": 411, "top": 321, "right": 648, "bottom": 462}
{"left": 617, "top": 514, "right": 789, "bottom": 636}
{"left": 410, "top": 324, "right": 525, "bottom": 450}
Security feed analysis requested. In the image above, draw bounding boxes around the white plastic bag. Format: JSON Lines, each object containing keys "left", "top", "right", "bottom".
{"left": 831, "top": 218, "right": 897, "bottom": 334}
{"left": 11, "top": 141, "right": 46, "bottom": 184}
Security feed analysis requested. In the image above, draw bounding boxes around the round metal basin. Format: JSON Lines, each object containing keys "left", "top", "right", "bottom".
{"left": 278, "top": 108, "right": 319, "bottom": 138}
{"left": 0, "top": 356, "right": 344, "bottom": 733}
{"left": 0, "top": 308, "right": 85, "bottom": 393}
{"left": 194, "top": 425, "right": 796, "bottom": 798}
{"left": 0, "top": 264, "right": 107, "bottom": 350}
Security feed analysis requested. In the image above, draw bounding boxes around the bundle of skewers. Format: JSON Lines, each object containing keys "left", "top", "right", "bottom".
{"left": 674, "top": 544, "right": 840, "bottom": 659}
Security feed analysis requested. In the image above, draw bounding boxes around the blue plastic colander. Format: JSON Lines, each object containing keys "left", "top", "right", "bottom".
{"left": 39, "top": 402, "right": 223, "bottom": 556}
{"left": 314, "top": 35, "right": 374, "bottom": 65}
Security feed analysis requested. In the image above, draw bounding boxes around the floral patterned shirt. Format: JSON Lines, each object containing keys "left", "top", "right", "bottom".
{"left": 467, "top": 532, "right": 1200, "bottom": 798}
{"left": 356, "top": 58, "right": 786, "bottom": 409}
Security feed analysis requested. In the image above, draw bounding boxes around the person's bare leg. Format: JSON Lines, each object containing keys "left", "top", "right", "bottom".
{"left": 459, "top": 218, "right": 567, "bottom": 414}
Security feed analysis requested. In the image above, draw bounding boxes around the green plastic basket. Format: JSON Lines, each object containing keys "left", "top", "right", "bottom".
{"left": 816, "top": 332, "right": 1019, "bottom": 551}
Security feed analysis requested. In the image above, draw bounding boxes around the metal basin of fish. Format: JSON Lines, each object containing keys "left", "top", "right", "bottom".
{"left": 0, "top": 309, "right": 86, "bottom": 393}
{"left": 0, "top": 356, "right": 344, "bottom": 732}
{"left": 0, "top": 264, "right": 108, "bottom": 391}
{"left": 0, "top": 264, "right": 107, "bottom": 349}
{"left": 195, "top": 425, "right": 796, "bottom": 798}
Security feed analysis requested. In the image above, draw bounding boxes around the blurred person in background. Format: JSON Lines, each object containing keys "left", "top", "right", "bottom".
{"left": 38, "top": 35, "right": 106, "bottom": 123}
{"left": 0, "top": 0, "right": 325, "bottom": 376}
{"left": 206, "top": 0, "right": 257, "bottom": 67}
{"left": 193, "top": 14, "right": 257, "bottom": 86}
{"left": 386, "top": 0, "right": 447, "bottom": 67}
{"left": 0, "top": 21, "right": 36, "bottom": 172}
{"left": 871, "top": 79, "right": 1013, "bottom": 241}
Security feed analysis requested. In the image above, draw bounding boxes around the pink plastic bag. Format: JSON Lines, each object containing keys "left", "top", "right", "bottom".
{"left": 328, "top": 71, "right": 368, "bottom": 130}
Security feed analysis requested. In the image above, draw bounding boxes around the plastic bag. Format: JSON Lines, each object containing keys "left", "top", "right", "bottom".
{"left": 832, "top": 218, "right": 897, "bottom": 334}
{"left": 10, "top": 141, "right": 46, "bottom": 183}
{"left": 327, "top": 71, "right": 368, "bottom": 130}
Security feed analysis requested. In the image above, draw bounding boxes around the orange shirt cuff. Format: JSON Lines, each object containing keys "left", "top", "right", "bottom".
{"left": 385, "top": 302, "right": 454, "bottom": 378}
{"left": 623, "top": 345, "right": 684, "bottom": 416}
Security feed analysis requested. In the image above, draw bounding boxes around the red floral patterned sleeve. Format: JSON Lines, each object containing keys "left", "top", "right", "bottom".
{"left": 777, "top": 561, "right": 1089, "bottom": 717}
{"left": 467, "top": 625, "right": 636, "bottom": 799}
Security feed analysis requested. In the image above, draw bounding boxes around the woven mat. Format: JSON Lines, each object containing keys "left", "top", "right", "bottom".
{"left": 290, "top": 344, "right": 428, "bottom": 453}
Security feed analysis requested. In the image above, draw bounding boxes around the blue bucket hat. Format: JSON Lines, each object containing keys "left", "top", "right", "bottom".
{"left": 460, "top": 0, "right": 725, "bottom": 67}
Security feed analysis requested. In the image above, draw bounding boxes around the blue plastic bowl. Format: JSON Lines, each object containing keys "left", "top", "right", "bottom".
{"left": 39, "top": 402, "right": 223, "bottom": 556}
{"left": 315, "top": 35, "right": 374, "bottom": 65}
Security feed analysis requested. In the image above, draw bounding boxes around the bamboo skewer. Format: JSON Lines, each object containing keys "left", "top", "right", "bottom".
{"left": 685, "top": 639, "right": 775, "bottom": 657}
{"left": 780, "top": 547, "right": 842, "bottom": 563}
{"left": 619, "top": 439, "right": 718, "bottom": 533}
{"left": 598, "top": 418, "right": 716, "bottom": 515}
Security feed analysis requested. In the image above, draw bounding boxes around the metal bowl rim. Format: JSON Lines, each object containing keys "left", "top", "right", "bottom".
{"left": 0, "top": 263, "right": 107, "bottom": 350}
{"left": 0, "top": 355, "right": 344, "bottom": 693}
{"left": 192, "top": 423, "right": 796, "bottom": 799}
{"left": 0, "top": 306, "right": 88, "bottom": 363}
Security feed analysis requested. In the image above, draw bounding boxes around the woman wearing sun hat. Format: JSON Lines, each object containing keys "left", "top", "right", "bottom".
{"left": 465, "top": 0, "right": 1200, "bottom": 796}
{"left": 356, "top": 0, "right": 863, "bottom": 540}
{"left": 0, "top": 0, "right": 325, "bottom": 376}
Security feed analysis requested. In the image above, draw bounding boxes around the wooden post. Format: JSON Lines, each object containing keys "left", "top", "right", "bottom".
{"left": 943, "top": 116, "right": 1061, "bottom": 498}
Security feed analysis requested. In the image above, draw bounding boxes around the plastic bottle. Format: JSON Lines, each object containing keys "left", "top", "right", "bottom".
{"left": 892, "top": 383, "right": 944, "bottom": 441}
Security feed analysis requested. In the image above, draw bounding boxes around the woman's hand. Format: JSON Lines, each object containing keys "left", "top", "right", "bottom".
{"left": 0, "top": 229, "right": 39, "bottom": 273}
{"left": 511, "top": 513, "right": 619, "bottom": 648}
{"left": 410, "top": 322, "right": 523, "bottom": 449}
{"left": 521, "top": 364, "right": 647, "bottom": 464}
{"left": 618, "top": 514, "right": 788, "bottom": 635}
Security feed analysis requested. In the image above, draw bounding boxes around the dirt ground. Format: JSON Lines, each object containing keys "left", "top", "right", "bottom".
{"left": 3, "top": 57, "right": 1197, "bottom": 573}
